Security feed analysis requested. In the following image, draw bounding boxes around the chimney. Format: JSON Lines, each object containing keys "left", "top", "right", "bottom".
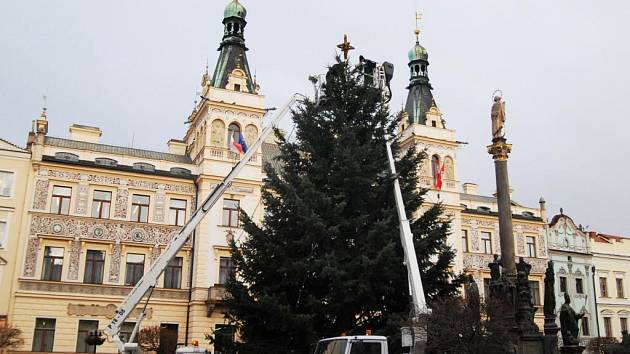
{"left": 69, "top": 124, "right": 102, "bottom": 143}
{"left": 462, "top": 183, "right": 478, "bottom": 195}
{"left": 539, "top": 197, "right": 547, "bottom": 223}
{"left": 167, "top": 139, "right": 187, "bottom": 155}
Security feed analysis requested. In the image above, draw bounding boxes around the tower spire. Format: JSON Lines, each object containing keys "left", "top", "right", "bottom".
{"left": 404, "top": 11, "right": 435, "bottom": 126}
{"left": 210, "top": 0, "right": 255, "bottom": 93}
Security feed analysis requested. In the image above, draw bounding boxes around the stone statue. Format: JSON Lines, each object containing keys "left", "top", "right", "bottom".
{"left": 465, "top": 275, "right": 481, "bottom": 312}
{"left": 489, "top": 254, "right": 501, "bottom": 281}
{"left": 515, "top": 258, "right": 539, "bottom": 334}
{"left": 559, "top": 293, "right": 585, "bottom": 346}
{"left": 544, "top": 260, "right": 556, "bottom": 318}
{"left": 491, "top": 96, "right": 506, "bottom": 140}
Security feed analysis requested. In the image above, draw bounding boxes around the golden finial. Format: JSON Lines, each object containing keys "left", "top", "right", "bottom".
{"left": 414, "top": 11, "right": 422, "bottom": 42}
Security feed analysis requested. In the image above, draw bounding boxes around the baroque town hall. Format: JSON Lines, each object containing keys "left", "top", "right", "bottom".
{"left": 6, "top": 0, "right": 615, "bottom": 353}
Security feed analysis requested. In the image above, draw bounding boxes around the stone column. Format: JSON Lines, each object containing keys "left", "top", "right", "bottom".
{"left": 488, "top": 138, "right": 516, "bottom": 277}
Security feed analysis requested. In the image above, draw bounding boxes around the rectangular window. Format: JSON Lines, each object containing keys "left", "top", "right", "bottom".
{"left": 461, "top": 230, "right": 469, "bottom": 253}
{"left": 222, "top": 199, "right": 240, "bottom": 227}
{"left": 91, "top": 190, "right": 112, "bottom": 219}
{"left": 617, "top": 278, "right": 625, "bottom": 298}
{"left": 529, "top": 281, "right": 541, "bottom": 306}
{"left": 604, "top": 317, "right": 612, "bottom": 337}
{"left": 169, "top": 199, "right": 187, "bottom": 226}
{"left": 164, "top": 257, "right": 183, "bottom": 289}
{"left": 83, "top": 250, "right": 105, "bottom": 284}
{"left": 600, "top": 277, "right": 609, "bottom": 297}
{"left": 621, "top": 318, "right": 628, "bottom": 334}
{"left": 480, "top": 232, "right": 492, "bottom": 255}
{"left": 218, "top": 257, "right": 234, "bottom": 285}
{"left": 120, "top": 322, "right": 136, "bottom": 344}
{"left": 525, "top": 236, "right": 536, "bottom": 258}
{"left": 131, "top": 195, "right": 150, "bottom": 223}
{"left": 125, "top": 254, "right": 145, "bottom": 286}
{"left": 0, "top": 171, "right": 14, "bottom": 197}
{"left": 581, "top": 317, "right": 590, "bottom": 336}
{"left": 51, "top": 186, "right": 72, "bottom": 215}
{"left": 0, "top": 221, "right": 6, "bottom": 248}
{"left": 560, "top": 276, "right": 567, "bottom": 293}
{"left": 32, "top": 318, "right": 56, "bottom": 352}
{"left": 76, "top": 320, "right": 98, "bottom": 353}
{"left": 42, "top": 246, "right": 64, "bottom": 281}
{"left": 576, "top": 278, "right": 584, "bottom": 294}
{"left": 214, "top": 324, "right": 235, "bottom": 354}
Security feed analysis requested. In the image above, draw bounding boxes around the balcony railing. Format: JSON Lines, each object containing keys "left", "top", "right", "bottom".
{"left": 206, "top": 284, "right": 229, "bottom": 316}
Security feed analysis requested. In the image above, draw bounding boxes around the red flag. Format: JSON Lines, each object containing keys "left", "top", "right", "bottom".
{"left": 434, "top": 162, "right": 445, "bottom": 190}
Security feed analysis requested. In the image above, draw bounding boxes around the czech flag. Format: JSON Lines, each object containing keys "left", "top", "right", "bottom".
{"left": 231, "top": 132, "right": 248, "bottom": 155}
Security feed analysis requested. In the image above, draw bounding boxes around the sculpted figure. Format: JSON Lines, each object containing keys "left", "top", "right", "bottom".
{"left": 491, "top": 96, "right": 506, "bottom": 140}
{"left": 559, "top": 293, "right": 585, "bottom": 345}
{"left": 211, "top": 119, "right": 226, "bottom": 147}
{"left": 544, "top": 260, "right": 556, "bottom": 318}
{"left": 489, "top": 254, "right": 501, "bottom": 281}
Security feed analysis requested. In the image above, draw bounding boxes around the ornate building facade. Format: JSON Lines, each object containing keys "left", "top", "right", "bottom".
{"left": 5, "top": 1, "right": 270, "bottom": 353}
{"left": 397, "top": 24, "right": 550, "bottom": 327}
{"left": 546, "top": 212, "right": 597, "bottom": 343}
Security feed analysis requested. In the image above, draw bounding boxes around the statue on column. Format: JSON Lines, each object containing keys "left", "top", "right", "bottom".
{"left": 559, "top": 293, "right": 585, "bottom": 346}
{"left": 491, "top": 95, "right": 506, "bottom": 140}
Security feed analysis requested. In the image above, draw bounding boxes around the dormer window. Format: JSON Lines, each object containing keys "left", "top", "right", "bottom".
{"left": 132, "top": 162, "right": 155, "bottom": 172}
{"left": 95, "top": 158, "right": 118, "bottom": 167}
{"left": 55, "top": 152, "right": 79, "bottom": 162}
{"left": 234, "top": 84, "right": 241, "bottom": 92}
{"left": 477, "top": 206, "right": 491, "bottom": 213}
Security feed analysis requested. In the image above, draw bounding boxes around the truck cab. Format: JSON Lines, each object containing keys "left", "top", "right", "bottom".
{"left": 313, "top": 335, "right": 388, "bottom": 354}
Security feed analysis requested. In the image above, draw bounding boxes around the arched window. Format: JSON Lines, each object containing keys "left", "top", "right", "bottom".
{"left": 431, "top": 155, "right": 441, "bottom": 182}
{"left": 227, "top": 123, "right": 241, "bottom": 148}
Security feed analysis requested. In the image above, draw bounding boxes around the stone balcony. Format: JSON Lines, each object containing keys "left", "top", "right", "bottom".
{"left": 206, "top": 284, "right": 229, "bottom": 316}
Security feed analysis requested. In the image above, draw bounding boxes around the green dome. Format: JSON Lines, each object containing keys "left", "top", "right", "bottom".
{"left": 408, "top": 42, "right": 428, "bottom": 62}
{"left": 224, "top": 0, "right": 246, "bottom": 19}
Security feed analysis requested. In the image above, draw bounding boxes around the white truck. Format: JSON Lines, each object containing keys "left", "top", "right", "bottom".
{"left": 314, "top": 336, "right": 389, "bottom": 354}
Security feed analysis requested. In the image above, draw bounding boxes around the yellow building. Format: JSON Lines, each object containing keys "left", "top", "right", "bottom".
{"left": 590, "top": 231, "right": 630, "bottom": 340}
{"left": 0, "top": 138, "right": 31, "bottom": 326}
{"left": 5, "top": 1, "right": 268, "bottom": 353}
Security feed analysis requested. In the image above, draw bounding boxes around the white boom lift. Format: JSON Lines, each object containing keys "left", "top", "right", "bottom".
{"left": 101, "top": 94, "right": 303, "bottom": 354}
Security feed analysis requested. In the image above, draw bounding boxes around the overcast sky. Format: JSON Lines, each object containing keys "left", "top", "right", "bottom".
{"left": 1, "top": 1, "right": 628, "bottom": 235}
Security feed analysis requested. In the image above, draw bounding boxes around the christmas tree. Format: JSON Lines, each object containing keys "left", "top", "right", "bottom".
{"left": 223, "top": 59, "right": 460, "bottom": 354}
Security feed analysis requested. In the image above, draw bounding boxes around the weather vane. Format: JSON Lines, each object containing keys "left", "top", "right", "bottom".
{"left": 337, "top": 34, "right": 355, "bottom": 61}
{"left": 415, "top": 11, "right": 422, "bottom": 41}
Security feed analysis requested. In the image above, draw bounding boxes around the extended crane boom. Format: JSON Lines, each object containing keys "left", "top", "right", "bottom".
{"left": 103, "top": 94, "right": 302, "bottom": 353}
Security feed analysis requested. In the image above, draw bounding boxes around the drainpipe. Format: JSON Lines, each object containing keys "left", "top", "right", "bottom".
{"left": 184, "top": 178, "right": 199, "bottom": 345}
{"left": 591, "top": 265, "right": 601, "bottom": 338}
